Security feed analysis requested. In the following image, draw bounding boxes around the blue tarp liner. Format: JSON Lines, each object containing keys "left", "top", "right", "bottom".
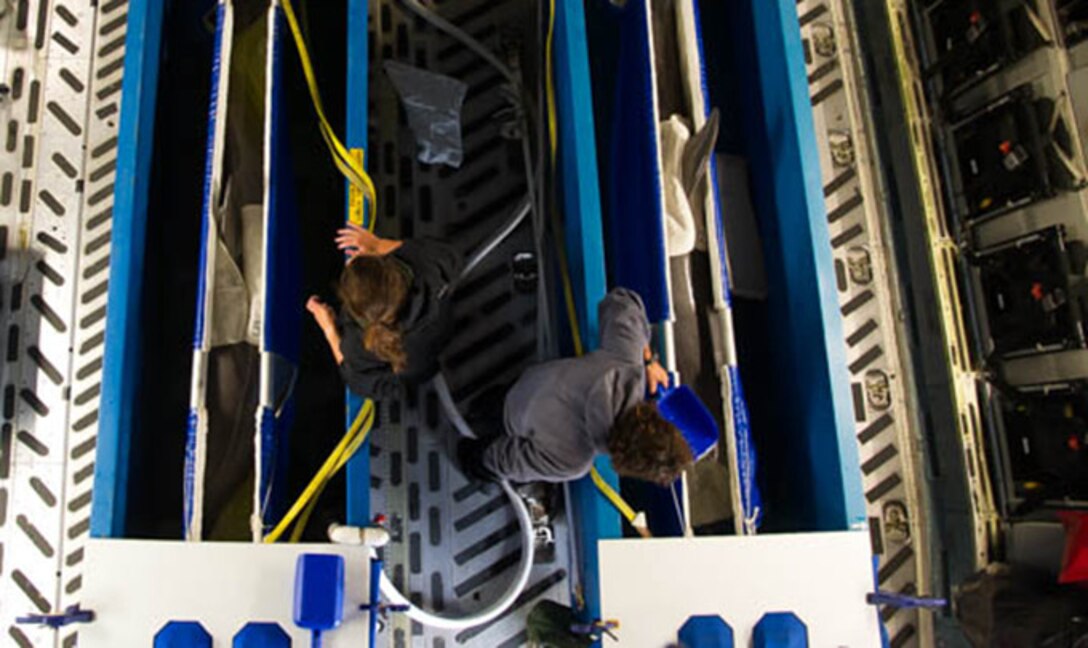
{"left": 585, "top": 0, "right": 871, "bottom": 543}
{"left": 184, "top": 0, "right": 300, "bottom": 541}
{"left": 182, "top": 0, "right": 231, "bottom": 541}
{"left": 258, "top": 2, "right": 302, "bottom": 539}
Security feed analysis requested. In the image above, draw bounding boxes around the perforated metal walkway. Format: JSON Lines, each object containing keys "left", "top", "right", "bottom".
{"left": 797, "top": 0, "right": 932, "bottom": 644}
{"left": 0, "top": 1, "right": 128, "bottom": 646}
{"left": 367, "top": 1, "right": 569, "bottom": 645}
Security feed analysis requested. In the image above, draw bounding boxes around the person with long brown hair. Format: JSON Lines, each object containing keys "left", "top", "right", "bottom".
{"left": 307, "top": 223, "right": 462, "bottom": 397}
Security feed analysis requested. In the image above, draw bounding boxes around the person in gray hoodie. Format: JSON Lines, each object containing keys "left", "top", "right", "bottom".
{"left": 459, "top": 288, "right": 693, "bottom": 485}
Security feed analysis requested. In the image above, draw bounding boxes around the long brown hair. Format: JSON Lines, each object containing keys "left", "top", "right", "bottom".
{"left": 337, "top": 256, "right": 410, "bottom": 372}
{"left": 607, "top": 402, "right": 693, "bottom": 485}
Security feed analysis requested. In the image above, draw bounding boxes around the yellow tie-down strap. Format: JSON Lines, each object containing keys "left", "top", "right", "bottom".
{"left": 347, "top": 148, "right": 367, "bottom": 227}
{"left": 265, "top": 400, "right": 375, "bottom": 543}
{"left": 591, "top": 466, "right": 651, "bottom": 538}
{"left": 281, "top": 0, "right": 378, "bottom": 230}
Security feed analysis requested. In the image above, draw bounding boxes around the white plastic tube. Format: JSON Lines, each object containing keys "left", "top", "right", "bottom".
{"left": 399, "top": 0, "right": 519, "bottom": 88}
{"left": 370, "top": 373, "right": 536, "bottom": 630}
{"left": 433, "top": 373, "right": 473, "bottom": 439}
{"left": 373, "top": 480, "right": 534, "bottom": 630}
{"left": 360, "top": 243, "right": 539, "bottom": 631}
{"left": 458, "top": 199, "right": 532, "bottom": 284}
{"left": 327, "top": 523, "right": 391, "bottom": 548}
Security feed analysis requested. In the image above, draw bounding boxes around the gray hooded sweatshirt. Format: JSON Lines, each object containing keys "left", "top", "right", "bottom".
{"left": 482, "top": 288, "right": 651, "bottom": 482}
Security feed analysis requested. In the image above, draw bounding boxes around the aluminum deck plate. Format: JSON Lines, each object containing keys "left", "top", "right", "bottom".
{"left": 368, "top": 1, "right": 570, "bottom": 646}
{"left": 796, "top": 0, "right": 934, "bottom": 645}
{"left": 0, "top": 1, "right": 128, "bottom": 646}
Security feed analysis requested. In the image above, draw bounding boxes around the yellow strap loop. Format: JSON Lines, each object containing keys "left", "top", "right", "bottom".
{"left": 589, "top": 466, "right": 635, "bottom": 522}
{"left": 281, "top": 0, "right": 378, "bottom": 229}
{"left": 288, "top": 401, "right": 377, "bottom": 542}
{"left": 265, "top": 400, "right": 375, "bottom": 543}
{"left": 590, "top": 466, "right": 651, "bottom": 538}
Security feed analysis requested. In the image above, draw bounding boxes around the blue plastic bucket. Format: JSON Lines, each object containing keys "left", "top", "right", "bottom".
{"left": 657, "top": 385, "right": 719, "bottom": 461}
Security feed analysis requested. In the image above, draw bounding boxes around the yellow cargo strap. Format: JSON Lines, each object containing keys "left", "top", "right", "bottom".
{"left": 281, "top": 0, "right": 378, "bottom": 229}
{"left": 265, "top": 399, "right": 375, "bottom": 543}
{"left": 590, "top": 466, "right": 651, "bottom": 538}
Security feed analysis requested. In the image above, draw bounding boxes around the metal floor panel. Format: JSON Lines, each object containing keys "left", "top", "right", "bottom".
{"left": 0, "top": 1, "right": 127, "bottom": 646}
{"left": 880, "top": 0, "right": 999, "bottom": 575}
{"left": 795, "top": 0, "right": 934, "bottom": 645}
{"left": 369, "top": 1, "right": 569, "bottom": 645}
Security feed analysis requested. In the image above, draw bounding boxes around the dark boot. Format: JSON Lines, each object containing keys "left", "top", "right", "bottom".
{"left": 456, "top": 438, "right": 500, "bottom": 483}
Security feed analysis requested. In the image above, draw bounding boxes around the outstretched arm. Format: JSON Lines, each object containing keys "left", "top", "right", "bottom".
{"left": 307, "top": 296, "right": 344, "bottom": 365}
{"left": 335, "top": 223, "right": 402, "bottom": 259}
{"left": 598, "top": 288, "right": 653, "bottom": 364}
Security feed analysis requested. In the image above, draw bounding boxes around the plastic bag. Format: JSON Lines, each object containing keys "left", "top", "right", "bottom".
{"left": 384, "top": 61, "right": 468, "bottom": 168}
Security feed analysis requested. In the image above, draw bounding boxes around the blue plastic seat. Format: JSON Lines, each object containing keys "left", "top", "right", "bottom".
{"left": 678, "top": 615, "right": 734, "bottom": 648}
{"left": 234, "top": 622, "right": 290, "bottom": 647}
{"left": 154, "top": 621, "right": 212, "bottom": 648}
{"left": 753, "top": 612, "right": 808, "bottom": 648}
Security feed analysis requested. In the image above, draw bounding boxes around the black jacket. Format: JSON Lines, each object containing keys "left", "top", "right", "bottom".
{"left": 338, "top": 238, "right": 462, "bottom": 397}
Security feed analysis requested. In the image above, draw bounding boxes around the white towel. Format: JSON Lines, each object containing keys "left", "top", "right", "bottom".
{"left": 661, "top": 116, "right": 697, "bottom": 257}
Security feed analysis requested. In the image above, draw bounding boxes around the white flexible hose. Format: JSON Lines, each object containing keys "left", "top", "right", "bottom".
{"left": 373, "top": 480, "right": 534, "bottom": 630}
{"left": 459, "top": 199, "right": 532, "bottom": 282}
{"left": 400, "top": 0, "right": 519, "bottom": 88}
{"left": 433, "top": 373, "right": 474, "bottom": 439}
{"left": 371, "top": 373, "right": 535, "bottom": 630}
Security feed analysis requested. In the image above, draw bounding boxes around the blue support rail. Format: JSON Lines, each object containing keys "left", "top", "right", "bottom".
{"left": 343, "top": 0, "right": 371, "bottom": 528}
{"left": 553, "top": 0, "right": 615, "bottom": 628}
{"left": 92, "top": 0, "right": 167, "bottom": 538}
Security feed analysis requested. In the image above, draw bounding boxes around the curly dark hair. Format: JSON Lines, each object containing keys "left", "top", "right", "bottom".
{"left": 606, "top": 402, "right": 693, "bottom": 485}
